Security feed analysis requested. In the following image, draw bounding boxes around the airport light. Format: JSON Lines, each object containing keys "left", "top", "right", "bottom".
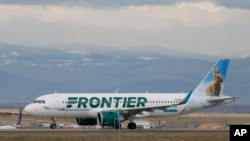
{"left": 157, "top": 120, "right": 166, "bottom": 141}
{"left": 113, "top": 118, "right": 121, "bottom": 141}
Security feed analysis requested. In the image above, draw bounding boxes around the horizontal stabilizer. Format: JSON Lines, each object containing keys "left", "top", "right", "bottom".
{"left": 207, "top": 97, "right": 238, "bottom": 103}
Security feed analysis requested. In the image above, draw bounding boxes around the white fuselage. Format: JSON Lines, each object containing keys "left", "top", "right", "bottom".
{"left": 24, "top": 93, "right": 189, "bottom": 118}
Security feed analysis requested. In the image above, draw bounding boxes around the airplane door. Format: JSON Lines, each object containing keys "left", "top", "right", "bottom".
{"left": 53, "top": 95, "right": 67, "bottom": 116}
{"left": 53, "top": 95, "right": 61, "bottom": 109}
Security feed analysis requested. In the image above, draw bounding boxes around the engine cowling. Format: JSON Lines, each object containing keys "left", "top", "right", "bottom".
{"left": 76, "top": 118, "right": 97, "bottom": 125}
{"left": 98, "top": 111, "right": 121, "bottom": 129}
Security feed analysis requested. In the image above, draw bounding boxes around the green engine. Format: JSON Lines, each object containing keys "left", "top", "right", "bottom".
{"left": 98, "top": 111, "right": 121, "bottom": 129}
{"left": 76, "top": 118, "right": 97, "bottom": 125}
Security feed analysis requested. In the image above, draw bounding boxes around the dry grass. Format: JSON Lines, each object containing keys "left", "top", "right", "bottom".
{"left": 0, "top": 130, "right": 229, "bottom": 141}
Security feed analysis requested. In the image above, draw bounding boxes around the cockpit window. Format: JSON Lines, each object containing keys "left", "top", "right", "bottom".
{"left": 32, "top": 100, "right": 46, "bottom": 104}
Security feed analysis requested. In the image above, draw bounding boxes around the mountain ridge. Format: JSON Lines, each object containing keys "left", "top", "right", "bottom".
{"left": 0, "top": 42, "right": 249, "bottom": 106}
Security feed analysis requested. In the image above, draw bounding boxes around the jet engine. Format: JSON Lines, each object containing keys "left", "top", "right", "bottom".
{"left": 97, "top": 111, "right": 122, "bottom": 129}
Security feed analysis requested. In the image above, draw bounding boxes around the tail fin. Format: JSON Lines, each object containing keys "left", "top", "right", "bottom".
{"left": 193, "top": 58, "right": 229, "bottom": 97}
{"left": 15, "top": 108, "right": 22, "bottom": 126}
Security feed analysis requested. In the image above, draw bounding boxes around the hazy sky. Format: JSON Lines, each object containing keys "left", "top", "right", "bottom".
{"left": 0, "top": 0, "right": 249, "bottom": 58}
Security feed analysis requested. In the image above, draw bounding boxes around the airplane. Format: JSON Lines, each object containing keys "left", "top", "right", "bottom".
{"left": 0, "top": 108, "right": 22, "bottom": 129}
{"left": 24, "top": 58, "right": 237, "bottom": 129}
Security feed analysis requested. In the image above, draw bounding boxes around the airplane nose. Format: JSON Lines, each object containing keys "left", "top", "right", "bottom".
{"left": 24, "top": 104, "right": 32, "bottom": 115}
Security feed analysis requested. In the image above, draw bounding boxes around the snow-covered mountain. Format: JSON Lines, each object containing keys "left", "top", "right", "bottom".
{"left": 0, "top": 42, "right": 249, "bottom": 106}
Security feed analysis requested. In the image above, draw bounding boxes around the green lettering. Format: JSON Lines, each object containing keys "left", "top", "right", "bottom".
{"left": 77, "top": 97, "right": 88, "bottom": 108}
{"left": 90, "top": 97, "right": 100, "bottom": 108}
{"left": 127, "top": 97, "right": 136, "bottom": 108}
{"left": 68, "top": 96, "right": 147, "bottom": 109}
{"left": 113, "top": 97, "right": 122, "bottom": 108}
{"left": 136, "top": 97, "right": 147, "bottom": 107}
{"left": 122, "top": 97, "right": 127, "bottom": 108}
{"left": 101, "top": 97, "right": 112, "bottom": 108}
{"left": 66, "top": 97, "right": 78, "bottom": 108}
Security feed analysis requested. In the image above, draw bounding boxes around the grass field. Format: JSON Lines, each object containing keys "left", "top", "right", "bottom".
{"left": 0, "top": 130, "right": 229, "bottom": 141}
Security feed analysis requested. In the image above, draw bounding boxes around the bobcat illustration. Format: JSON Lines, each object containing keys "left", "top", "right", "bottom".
{"left": 206, "top": 69, "right": 223, "bottom": 96}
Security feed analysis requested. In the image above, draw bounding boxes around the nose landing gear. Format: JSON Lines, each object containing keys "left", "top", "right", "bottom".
{"left": 50, "top": 117, "right": 57, "bottom": 129}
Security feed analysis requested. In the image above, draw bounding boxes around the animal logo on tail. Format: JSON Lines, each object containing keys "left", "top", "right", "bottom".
{"left": 206, "top": 69, "right": 223, "bottom": 96}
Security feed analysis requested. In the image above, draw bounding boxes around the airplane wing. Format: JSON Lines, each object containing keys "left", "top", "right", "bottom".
{"left": 119, "top": 102, "right": 184, "bottom": 119}
{"left": 104, "top": 91, "right": 192, "bottom": 119}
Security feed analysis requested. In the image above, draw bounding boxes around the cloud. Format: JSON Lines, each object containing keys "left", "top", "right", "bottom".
{"left": 61, "top": 48, "right": 90, "bottom": 55}
{"left": 138, "top": 57, "right": 158, "bottom": 61}
{"left": 0, "top": 1, "right": 249, "bottom": 58}
{"left": 0, "top": 2, "right": 242, "bottom": 28}
{"left": 1, "top": 0, "right": 250, "bottom": 10}
{"left": 11, "top": 51, "right": 19, "bottom": 56}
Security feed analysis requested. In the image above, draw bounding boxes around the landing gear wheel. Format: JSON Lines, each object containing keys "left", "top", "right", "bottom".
{"left": 50, "top": 123, "right": 57, "bottom": 129}
{"left": 50, "top": 117, "right": 57, "bottom": 129}
{"left": 127, "top": 122, "right": 136, "bottom": 129}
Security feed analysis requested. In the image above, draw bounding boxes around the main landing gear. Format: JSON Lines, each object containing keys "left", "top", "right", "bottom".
{"left": 112, "top": 121, "right": 136, "bottom": 129}
{"left": 50, "top": 117, "right": 57, "bottom": 129}
{"left": 127, "top": 122, "right": 136, "bottom": 129}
